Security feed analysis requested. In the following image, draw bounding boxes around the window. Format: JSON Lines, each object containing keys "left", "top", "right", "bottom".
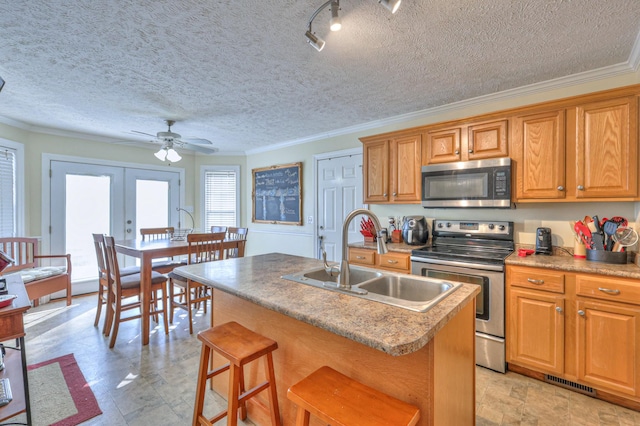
{"left": 0, "top": 139, "right": 23, "bottom": 237}
{"left": 201, "top": 166, "right": 240, "bottom": 230}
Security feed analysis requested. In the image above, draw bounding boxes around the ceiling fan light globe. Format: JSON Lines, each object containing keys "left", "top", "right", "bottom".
{"left": 154, "top": 148, "right": 167, "bottom": 161}
{"left": 166, "top": 148, "right": 182, "bottom": 162}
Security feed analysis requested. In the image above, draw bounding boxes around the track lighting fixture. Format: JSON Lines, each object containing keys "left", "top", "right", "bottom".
{"left": 305, "top": 0, "right": 401, "bottom": 51}
{"left": 379, "top": 0, "right": 402, "bottom": 14}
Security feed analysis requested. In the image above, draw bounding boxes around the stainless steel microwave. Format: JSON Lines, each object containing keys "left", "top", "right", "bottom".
{"left": 421, "top": 158, "right": 512, "bottom": 208}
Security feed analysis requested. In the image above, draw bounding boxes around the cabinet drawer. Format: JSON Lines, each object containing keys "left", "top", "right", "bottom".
{"left": 576, "top": 274, "right": 640, "bottom": 306}
{"left": 349, "top": 248, "right": 376, "bottom": 266}
{"left": 378, "top": 252, "right": 410, "bottom": 272}
{"left": 508, "top": 266, "right": 565, "bottom": 293}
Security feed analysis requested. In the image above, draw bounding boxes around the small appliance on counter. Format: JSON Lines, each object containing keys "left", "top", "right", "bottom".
{"left": 535, "top": 227, "right": 552, "bottom": 255}
{"left": 402, "top": 216, "right": 429, "bottom": 245}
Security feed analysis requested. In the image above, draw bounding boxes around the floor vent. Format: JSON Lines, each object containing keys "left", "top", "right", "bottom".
{"left": 544, "top": 374, "right": 596, "bottom": 396}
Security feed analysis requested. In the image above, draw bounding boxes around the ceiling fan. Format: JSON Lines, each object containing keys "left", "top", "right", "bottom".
{"left": 129, "top": 120, "right": 219, "bottom": 160}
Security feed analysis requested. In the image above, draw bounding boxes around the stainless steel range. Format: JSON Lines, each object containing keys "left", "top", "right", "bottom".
{"left": 410, "top": 219, "right": 514, "bottom": 373}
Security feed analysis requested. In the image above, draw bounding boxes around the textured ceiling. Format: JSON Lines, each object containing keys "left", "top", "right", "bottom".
{"left": 0, "top": 0, "right": 639, "bottom": 155}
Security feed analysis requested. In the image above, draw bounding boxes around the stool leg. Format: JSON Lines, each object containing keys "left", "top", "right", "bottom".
{"left": 227, "top": 363, "right": 240, "bottom": 426}
{"left": 264, "top": 352, "right": 282, "bottom": 426}
{"left": 295, "top": 407, "right": 311, "bottom": 426}
{"left": 192, "top": 344, "right": 210, "bottom": 426}
{"left": 238, "top": 365, "right": 247, "bottom": 420}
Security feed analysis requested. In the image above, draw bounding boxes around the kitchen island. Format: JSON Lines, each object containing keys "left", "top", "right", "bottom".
{"left": 173, "top": 253, "right": 479, "bottom": 426}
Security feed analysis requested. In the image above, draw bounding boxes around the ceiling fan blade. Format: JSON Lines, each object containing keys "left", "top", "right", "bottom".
{"left": 130, "top": 130, "right": 157, "bottom": 138}
{"left": 182, "top": 137, "right": 213, "bottom": 145}
{"left": 182, "top": 142, "right": 219, "bottom": 154}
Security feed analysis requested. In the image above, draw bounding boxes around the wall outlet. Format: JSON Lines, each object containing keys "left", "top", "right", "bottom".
{"left": 307, "top": 216, "right": 314, "bottom": 224}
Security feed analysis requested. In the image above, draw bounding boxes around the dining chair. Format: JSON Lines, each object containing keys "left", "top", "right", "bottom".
{"left": 167, "top": 232, "right": 225, "bottom": 334}
{"left": 103, "top": 235, "right": 169, "bottom": 348}
{"left": 210, "top": 226, "right": 227, "bottom": 233}
{"left": 139, "top": 227, "right": 182, "bottom": 273}
{"left": 91, "top": 233, "right": 141, "bottom": 335}
{"left": 225, "top": 227, "right": 248, "bottom": 258}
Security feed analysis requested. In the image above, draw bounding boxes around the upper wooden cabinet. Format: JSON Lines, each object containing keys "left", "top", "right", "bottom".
{"left": 574, "top": 96, "right": 638, "bottom": 199}
{"left": 424, "top": 119, "right": 508, "bottom": 164}
{"left": 361, "top": 133, "right": 422, "bottom": 204}
{"left": 512, "top": 109, "right": 566, "bottom": 199}
{"left": 514, "top": 95, "right": 639, "bottom": 202}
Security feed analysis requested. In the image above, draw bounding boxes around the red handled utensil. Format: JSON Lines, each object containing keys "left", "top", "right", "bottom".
{"left": 574, "top": 221, "right": 592, "bottom": 249}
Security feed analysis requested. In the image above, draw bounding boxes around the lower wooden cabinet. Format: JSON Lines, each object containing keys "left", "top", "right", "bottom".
{"left": 576, "top": 299, "right": 640, "bottom": 396}
{"left": 508, "top": 287, "right": 564, "bottom": 375}
{"left": 507, "top": 265, "right": 640, "bottom": 403}
{"left": 349, "top": 247, "right": 410, "bottom": 274}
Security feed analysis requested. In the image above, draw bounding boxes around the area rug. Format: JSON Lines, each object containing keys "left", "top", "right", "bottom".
{"left": 26, "top": 353, "right": 102, "bottom": 426}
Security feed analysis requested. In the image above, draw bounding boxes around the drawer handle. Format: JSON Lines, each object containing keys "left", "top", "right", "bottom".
{"left": 527, "top": 278, "right": 545, "bottom": 285}
{"left": 598, "top": 287, "right": 620, "bottom": 295}
{"left": 356, "top": 256, "right": 366, "bottom": 260}
{"left": 386, "top": 260, "right": 398, "bottom": 264}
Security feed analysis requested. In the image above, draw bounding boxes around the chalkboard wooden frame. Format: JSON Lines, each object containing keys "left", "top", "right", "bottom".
{"left": 252, "top": 162, "right": 302, "bottom": 225}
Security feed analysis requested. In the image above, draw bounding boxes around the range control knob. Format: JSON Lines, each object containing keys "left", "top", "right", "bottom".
{"left": 437, "top": 223, "right": 443, "bottom": 228}
{"left": 446, "top": 222, "right": 452, "bottom": 228}
{"left": 498, "top": 225, "right": 506, "bottom": 231}
{"left": 488, "top": 223, "right": 495, "bottom": 230}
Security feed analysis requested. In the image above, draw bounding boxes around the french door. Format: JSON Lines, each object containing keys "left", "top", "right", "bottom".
{"left": 49, "top": 160, "right": 180, "bottom": 294}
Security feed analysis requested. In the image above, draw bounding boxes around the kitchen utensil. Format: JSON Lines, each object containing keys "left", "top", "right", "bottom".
{"left": 589, "top": 218, "right": 605, "bottom": 249}
{"left": 602, "top": 220, "right": 619, "bottom": 251}
{"left": 612, "top": 226, "right": 638, "bottom": 251}
{"left": 574, "top": 221, "right": 592, "bottom": 248}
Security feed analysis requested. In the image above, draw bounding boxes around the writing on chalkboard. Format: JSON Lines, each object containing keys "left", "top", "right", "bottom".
{"left": 252, "top": 162, "right": 302, "bottom": 225}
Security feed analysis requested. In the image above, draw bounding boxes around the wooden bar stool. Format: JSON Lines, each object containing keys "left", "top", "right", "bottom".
{"left": 287, "top": 366, "right": 420, "bottom": 426}
{"left": 193, "top": 321, "right": 281, "bottom": 426}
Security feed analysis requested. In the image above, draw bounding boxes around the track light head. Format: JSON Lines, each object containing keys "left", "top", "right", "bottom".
{"left": 379, "top": 0, "right": 401, "bottom": 14}
{"left": 305, "top": 30, "right": 326, "bottom": 51}
{"left": 330, "top": 1, "right": 342, "bottom": 31}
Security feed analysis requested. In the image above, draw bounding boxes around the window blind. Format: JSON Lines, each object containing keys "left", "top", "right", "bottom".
{"left": 204, "top": 169, "right": 237, "bottom": 230}
{"left": 0, "top": 147, "right": 16, "bottom": 237}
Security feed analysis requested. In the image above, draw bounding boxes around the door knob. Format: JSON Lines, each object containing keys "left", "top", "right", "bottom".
{"left": 126, "top": 220, "right": 132, "bottom": 224}
{"left": 557, "top": 186, "right": 564, "bottom": 191}
{"left": 577, "top": 185, "right": 585, "bottom": 191}
{"left": 578, "top": 310, "right": 585, "bottom": 316}
{"left": 126, "top": 228, "right": 132, "bottom": 233}
{"left": 555, "top": 306, "right": 563, "bottom": 313}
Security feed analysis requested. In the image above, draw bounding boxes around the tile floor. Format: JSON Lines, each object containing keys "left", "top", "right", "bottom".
{"left": 12, "top": 295, "right": 640, "bottom": 425}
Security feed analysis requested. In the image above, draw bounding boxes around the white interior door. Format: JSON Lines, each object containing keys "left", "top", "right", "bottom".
{"left": 50, "top": 160, "right": 180, "bottom": 294}
{"left": 316, "top": 152, "right": 363, "bottom": 262}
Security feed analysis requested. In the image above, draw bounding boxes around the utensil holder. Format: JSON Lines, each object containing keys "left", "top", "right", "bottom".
{"left": 585, "top": 249, "right": 627, "bottom": 264}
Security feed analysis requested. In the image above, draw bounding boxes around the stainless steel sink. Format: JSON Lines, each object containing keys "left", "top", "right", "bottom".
{"left": 301, "top": 266, "right": 382, "bottom": 284}
{"left": 355, "top": 275, "right": 461, "bottom": 312}
{"left": 282, "top": 265, "right": 461, "bottom": 312}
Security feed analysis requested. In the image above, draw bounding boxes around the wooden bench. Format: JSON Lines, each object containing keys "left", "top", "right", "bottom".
{"left": 0, "top": 237, "right": 72, "bottom": 306}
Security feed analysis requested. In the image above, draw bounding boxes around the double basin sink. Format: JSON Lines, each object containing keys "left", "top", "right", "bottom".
{"left": 282, "top": 265, "right": 461, "bottom": 312}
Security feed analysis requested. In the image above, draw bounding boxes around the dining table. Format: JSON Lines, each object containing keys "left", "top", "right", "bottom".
{"left": 114, "top": 237, "right": 246, "bottom": 346}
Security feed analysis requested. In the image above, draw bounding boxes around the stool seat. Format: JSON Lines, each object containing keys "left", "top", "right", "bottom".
{"left": 193, "top": 321, "right": 281, "bottom": 426}
{"left": 287, "top": 366, "right": 420, "bottom": 426}
{"left": 197, "top": 321, "right": 277, "bottom": 366}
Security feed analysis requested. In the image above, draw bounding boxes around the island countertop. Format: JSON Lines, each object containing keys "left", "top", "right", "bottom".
{"left": 172, "top": 252, "right": 479, "bottom": 356}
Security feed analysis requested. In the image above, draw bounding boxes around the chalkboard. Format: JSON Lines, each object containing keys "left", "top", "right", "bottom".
{"left": 252, "top": 162, "right": 302, "bottom": 225}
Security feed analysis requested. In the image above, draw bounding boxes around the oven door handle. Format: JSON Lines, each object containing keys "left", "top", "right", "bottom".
{"left": 410, "top": 256, "right": 505, "bottom": 272}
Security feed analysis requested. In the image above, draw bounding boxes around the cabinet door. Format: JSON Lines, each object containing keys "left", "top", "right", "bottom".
{"left": 425, "top": 128, "right": 461, "bottom": 164}
{"left": 575, "top": 96, "right": 638, "bottom": 198}
{"left": 467, "top": 119, "right": 508, "bottom": 160}
{"left": 512, "top": 110, "right": 566, "bottom": 200}
{"left": 363, "top": 140, "right": 390, "bottom": 203}
{"left": 507, "top": 288, "right": 564, "bottom": 375}
{"left": 576, "top": 299, "right": 640, "bottom": 396}
{"left": 391, "top": 134, "right": 422, "bottom": 202}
